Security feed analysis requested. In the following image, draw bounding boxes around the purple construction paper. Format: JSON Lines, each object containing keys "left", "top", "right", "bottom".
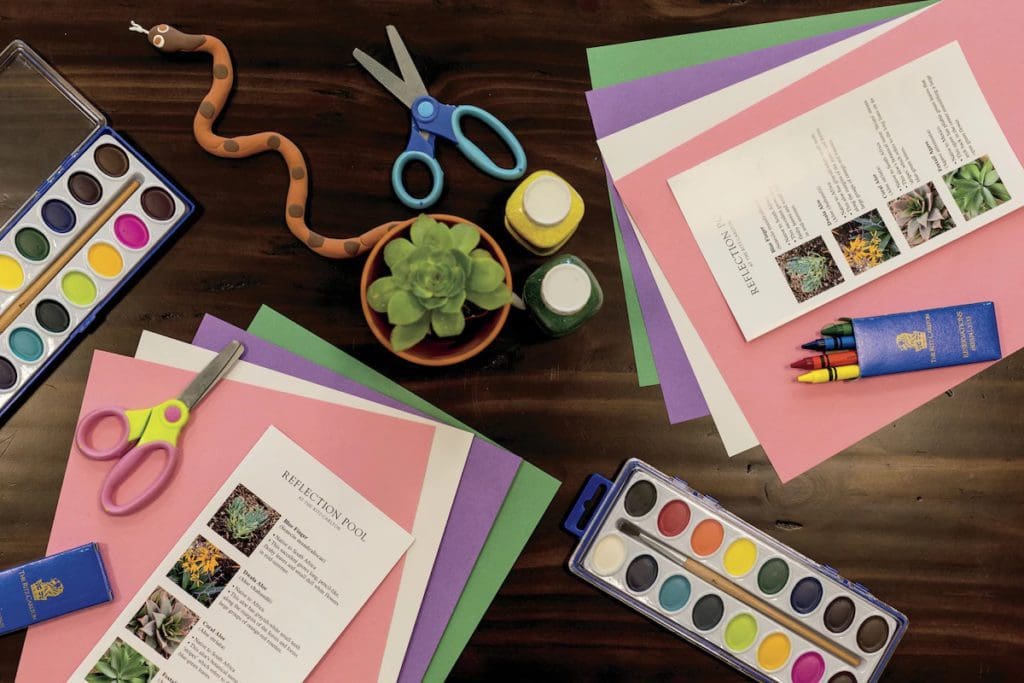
{"left": 587, "top": 23, "right": 884, "bottom": 423}
{"left": 191, "top": 316, "right": 520, "bottom": 682}
{"left": 609, "top": 181, "right": 708, "bottom": 422}
{"left": 587, "top": 23, "right": 885, "bottom": 138}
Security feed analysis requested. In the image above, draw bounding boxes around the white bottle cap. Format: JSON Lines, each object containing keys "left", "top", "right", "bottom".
{"left": 523, "top": 175, "right": 572, "bottom": 227}
{"left": 541, "top": 263, "right": 592, "bottom": 316}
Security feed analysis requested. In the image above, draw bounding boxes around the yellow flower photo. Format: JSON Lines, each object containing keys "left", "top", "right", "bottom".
{"left": 166, "top": 536, "right": 240, "bottom": 608}
{"left": 831, "top": 209, "right": 901, "bottom": 274}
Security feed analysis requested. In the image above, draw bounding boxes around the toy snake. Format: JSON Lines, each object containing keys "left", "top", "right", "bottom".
{"left": 129, "top": 21, "right": 396, "bottom": 259}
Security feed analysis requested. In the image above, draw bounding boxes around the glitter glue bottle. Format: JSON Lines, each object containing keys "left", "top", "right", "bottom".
{"left": 505, "top": 170, "right": 584, "bottom": 255}
{"left": 520, "top": 255, "right": 602, "bottom": 337}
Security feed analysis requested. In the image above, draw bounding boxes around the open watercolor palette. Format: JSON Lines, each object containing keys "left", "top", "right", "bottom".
{"left": 565, "top": 460, "right": 907, "bottom": 683}
{"left": 0, "top": 40, "right": 193, "bottom": 419}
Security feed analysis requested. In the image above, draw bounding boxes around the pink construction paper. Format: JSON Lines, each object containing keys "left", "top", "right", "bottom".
{"left": 17, "top": 352, "right": 434, "bottom": 682}
{"left": 586, "top": 24, "right": 881, "bottom": 422}
{"left": 190, "top": 315, "right": 520, "bottom": 683}
{"left": 616, "top": 0, "right": 1021, "bottom": 482}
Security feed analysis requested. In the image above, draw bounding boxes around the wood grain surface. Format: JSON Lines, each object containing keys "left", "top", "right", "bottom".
{"left": 1, "top": 1, "right": 1022, "bottom": 681}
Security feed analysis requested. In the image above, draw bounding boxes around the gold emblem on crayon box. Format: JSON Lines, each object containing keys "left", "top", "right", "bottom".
{"left": 30, "top": 578, "right": 64, "bottom": 601}
{"left": 895, "top": 331, "right": 927, "bottom": 352}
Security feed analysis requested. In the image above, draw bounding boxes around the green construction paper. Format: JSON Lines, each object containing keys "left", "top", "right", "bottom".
{"left": 250, "top": 306, "right": 479, "bottom": 435}
{"left": 422, "top": 468, "right": 549, "bottom": 682}
{"left": 588, "top": 1, "right": 933, "bottom": 386}
{"left": 247, "top": 306, "right": 560, "bottom": 681}
{"left": 587, "top": 1, "right": 934, "bottom": 88}
{"left": 611, "top": 189, "right": 659, "bottom": 386}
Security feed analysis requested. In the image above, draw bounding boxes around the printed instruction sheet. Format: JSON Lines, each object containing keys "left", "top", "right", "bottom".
{"left": 668, "top": 42, "right": 1024, "bottom": 339}
{"left": 73, "top": 427, "right": 411, "bottom": 682}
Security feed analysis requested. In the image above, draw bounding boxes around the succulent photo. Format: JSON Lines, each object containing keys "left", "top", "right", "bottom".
{"left": 943, "top": 156, "right": 1010, "bottom": 220}
{"left": 208, "top": 484, "right": 281, "bottom": 556}
{"left": 775, "top": 236, "right": 844, "bottom": 302}
{"left": 888, "top": 182, "right": 955, "bottom": 246}
{"left": 86, "top": 638, "right": 159, "bottom": 682}
{"left": 167, "top": 536, "right": 240, "bottom": 607}
{"left": 784, "top": 255, "right": 829, "bottom": 292}
{"left": 126, "top": 587, "right": 199, "bottom": 659}
{"left": 367, "top": 215, "right": 511, "bottom": 351}
{"left": 832, "top": 209, "right": 901, "bottom": 271}
{"left": 226, "top": 495, "right": 270, "bottom": 539}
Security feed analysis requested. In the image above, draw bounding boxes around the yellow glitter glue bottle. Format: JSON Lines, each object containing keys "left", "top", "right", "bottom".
{"left": 504, "top": 170, "right": 584, "bottom": 255}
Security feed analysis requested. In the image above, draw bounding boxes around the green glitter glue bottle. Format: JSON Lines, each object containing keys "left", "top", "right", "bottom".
{"left": 519, "top": 255, "right": 602, "bottom": 337}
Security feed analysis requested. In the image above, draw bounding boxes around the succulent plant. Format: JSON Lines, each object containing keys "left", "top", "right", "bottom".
{"left": 367, "top": 215, "right": 511, "bottom": 351}
{"left": 130, "top": 589, "right": 198, "bottom": 658}
{"left": 944, "top": 156, "right": 1010, "bottom": 219}
{"left": 86, "top": 639, "right": 158, "bottom": 682}
{"left": 225, "top": 495, "right": 270, "bottom": 540}
{"left": 167, "top": 537, "right": 235, "bottom": 607}
{"left": 785, "top": 254, "right": 829, "bottom": 294}
{"left": 889, "top": 183, "right": 953, "bottom": 245}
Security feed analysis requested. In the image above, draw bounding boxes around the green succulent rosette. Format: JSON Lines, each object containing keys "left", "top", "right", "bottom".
{"left": 944, "top": 156, "right": 1010, "bottom": 220}
{"left": 367, "top": 215, "right": 511, "bottom": 351}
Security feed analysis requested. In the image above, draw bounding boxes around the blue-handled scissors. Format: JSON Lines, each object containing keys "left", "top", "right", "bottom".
{"left": 353, "top": 26, "right": 527, "bottom": 209}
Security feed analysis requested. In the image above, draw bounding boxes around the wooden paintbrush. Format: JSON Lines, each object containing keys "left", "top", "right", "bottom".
{"left": 0, "top": 178, "right": 141, "bottom": 334}
{"left": 618, "top": 519, "right": 861, "bottom": 667}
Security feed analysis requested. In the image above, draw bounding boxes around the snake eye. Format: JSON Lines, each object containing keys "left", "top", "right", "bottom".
{"left": 153, "top": 35, "right": 165, "bottom": 48}
{"left": 157, "top": 25, "right": 170, "bottom": 33}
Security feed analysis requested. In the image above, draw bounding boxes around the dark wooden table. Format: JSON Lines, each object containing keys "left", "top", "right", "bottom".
{"left": 2, "top": 1, "right": 1022, "bottom": 681}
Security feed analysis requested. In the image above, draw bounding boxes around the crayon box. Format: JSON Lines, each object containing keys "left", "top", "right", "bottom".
{"left": 0, "top": 543, "right": 112, "bottom": 635}
{"left": 842, "top": 301, "right": 999, "bottom": 377}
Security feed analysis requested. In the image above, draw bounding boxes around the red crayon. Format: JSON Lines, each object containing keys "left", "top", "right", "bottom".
{"left": 790, "top": 350, "right": 859, "bottom": 370}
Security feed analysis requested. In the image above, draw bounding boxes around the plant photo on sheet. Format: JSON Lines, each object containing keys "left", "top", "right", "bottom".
{"left": 125, "top": 587, "right": 199, "bottom": 659}
{"left": 943, "top": 155, "right": 1010, "bottom": 220}
{"left": 85, "top": 638, "right": 159, "bottom": 683}
{"left": 208, "top": 483, "right": 281, "bottom": 556}
{"left": 166, "top": 536, "right": 240, "bottom": 608}
{"left": 775, "top": 236, "right": 844, "bottom": 302}
{"left": 832, "top": 209, "right": 901, "bottom": 271}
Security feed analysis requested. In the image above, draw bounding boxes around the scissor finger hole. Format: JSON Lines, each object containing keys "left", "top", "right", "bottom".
{"left": 457, "top": 116, "right": 519, "bottom": 170}
{"left": 79, "top": 411, "right": 130, "bottom": 454}
{"left": 104, "top": 444, "right": 175, "bottom": 514}
{"left": 399, "top": 158, "right": 437, "bottom": 200}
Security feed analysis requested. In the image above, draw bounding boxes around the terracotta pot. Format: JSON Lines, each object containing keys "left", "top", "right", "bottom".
{"left": 360, "top": 214, "right": 513, "bottom": 366}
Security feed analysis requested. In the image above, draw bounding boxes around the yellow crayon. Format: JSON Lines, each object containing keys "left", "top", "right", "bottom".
{"left": 797, "top": 364, "right": 861, "bottom": 383}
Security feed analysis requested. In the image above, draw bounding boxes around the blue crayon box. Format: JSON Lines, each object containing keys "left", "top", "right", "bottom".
{"left": 0, "top": 543, "right": 112, "bottom": 634}
{"left": 845, "top": 301, "right": 1000, "bottom": 377}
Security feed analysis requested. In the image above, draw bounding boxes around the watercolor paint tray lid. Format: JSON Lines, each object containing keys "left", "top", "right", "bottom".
{"left": 0, "top": 39, "right": 106, "bottom": 233}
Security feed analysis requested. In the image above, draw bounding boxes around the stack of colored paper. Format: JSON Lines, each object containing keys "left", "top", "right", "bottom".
{"left": 17, "top": 306, "right": 558, "bottom": 682}
{"left": 588, "top": 0, "right": 1023, "bottom": 481}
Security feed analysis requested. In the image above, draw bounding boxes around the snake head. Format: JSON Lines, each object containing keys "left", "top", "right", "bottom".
{"left": 129, "top": 21, "right": 205, "bottom": 52}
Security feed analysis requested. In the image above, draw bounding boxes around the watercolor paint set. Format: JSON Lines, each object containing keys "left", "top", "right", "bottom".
{"left": 565, "top": 460, "right": 907, "bottom": 683}
{"left": 0, "top": 40, "right": 193, "bottom": 419}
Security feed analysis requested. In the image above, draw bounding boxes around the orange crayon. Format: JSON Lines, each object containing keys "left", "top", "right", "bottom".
{"left": 790, "top": 350, "right": 859, "bottom": 370}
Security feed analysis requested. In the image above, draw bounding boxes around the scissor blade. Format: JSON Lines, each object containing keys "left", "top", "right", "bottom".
{"left": 353, "top": 48, "right": 419, "bottom": 109}
{"left": 178, "top": 340, "right": 244, "bottom": 410}
{"left": 386, "top": 26, "right": 428, "bottom": 101}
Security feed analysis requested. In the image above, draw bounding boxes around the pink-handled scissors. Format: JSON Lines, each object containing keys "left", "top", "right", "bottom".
{"left": 75, "top": 340, "right": 244, "bottom": 515}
